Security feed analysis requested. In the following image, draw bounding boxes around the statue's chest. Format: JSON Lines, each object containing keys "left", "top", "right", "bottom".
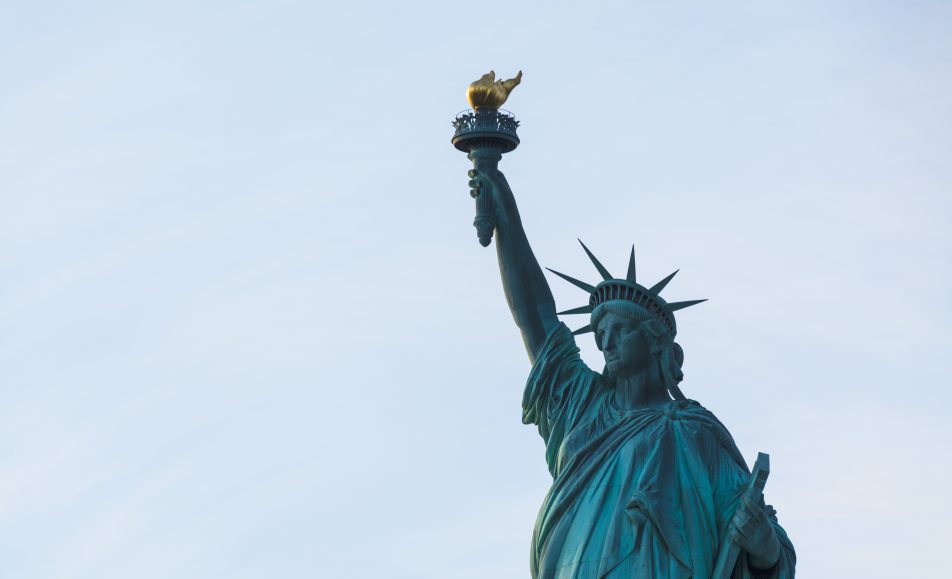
{"left": 557, "top": 402, "right": 660, "bottom": 473}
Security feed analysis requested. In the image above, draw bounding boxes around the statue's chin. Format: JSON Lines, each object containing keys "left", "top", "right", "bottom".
{"left": 607, "top": 365, "right": 630, "bottom": 380}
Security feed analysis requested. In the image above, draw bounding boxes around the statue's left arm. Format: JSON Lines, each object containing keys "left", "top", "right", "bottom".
{"left": 731, "top": 494, "right": 787, "bottom": 572}
{"left": 705, "top": 415, "right": 796, "bottom": 577}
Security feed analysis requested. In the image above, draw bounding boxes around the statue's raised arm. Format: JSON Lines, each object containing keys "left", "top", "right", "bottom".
{"left": 475, "top": 162, "right": 558, "bottom": 363}
{"left": 452, "top": 71, "right": 557, "bottom": 363}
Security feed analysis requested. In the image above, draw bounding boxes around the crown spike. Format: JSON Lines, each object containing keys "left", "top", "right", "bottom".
{"left": 557, "top": 304, "right": 594, "bottom": 316}
{"left": 648, "top": 270, "right": 679, "bottom": 295}
{"left": 667, "top": 299, "right": 707, "bottom": 312}
{"left": 572, "top": 324, "right": 593, "bottom": 335}
{"left": 626, "top": 245, "right": 637, "bottom": 283}
{"left": 546, "top": 268, "right": 596, "bottom": 293}
{"left": 578, "top": 239, "right": 613, "bottom": 281}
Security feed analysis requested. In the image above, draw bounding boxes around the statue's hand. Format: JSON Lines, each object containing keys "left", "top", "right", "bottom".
{"left": 467, "top": 164, "right": 517, "bottom": 229}
{"left": 731, "top": 495, "right": 781, "bottom": 570}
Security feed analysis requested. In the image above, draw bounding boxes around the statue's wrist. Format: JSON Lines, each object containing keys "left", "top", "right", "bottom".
{"left": 492, "top": 205, "right": 521, "bottom": 232}
{"left": 748, "top": 536, "right": 781, "bottom": 570}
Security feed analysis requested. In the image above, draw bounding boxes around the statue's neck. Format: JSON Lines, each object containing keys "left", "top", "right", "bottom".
{"left": 614, "top": 372, "right": 669, "bottom": 409}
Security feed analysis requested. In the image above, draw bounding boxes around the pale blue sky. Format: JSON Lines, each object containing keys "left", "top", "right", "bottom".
{"left": 2, "top": 1, "right": 950, "bottom": 577}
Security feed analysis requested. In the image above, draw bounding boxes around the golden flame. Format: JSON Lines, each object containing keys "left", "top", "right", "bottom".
{"left": 466, "top": 70, "right": 522, "bottom": 109}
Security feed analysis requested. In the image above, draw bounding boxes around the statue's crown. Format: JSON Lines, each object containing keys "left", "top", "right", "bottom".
{"left": 548, "top": 240, "right": 707, "bottom": 336}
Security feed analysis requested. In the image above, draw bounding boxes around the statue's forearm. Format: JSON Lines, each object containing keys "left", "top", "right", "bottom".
{"left": 469, "top": 155, "right": 558, "bottom": 363}
{"left": 494, "top": 203, "right": 558, "bottom": 364}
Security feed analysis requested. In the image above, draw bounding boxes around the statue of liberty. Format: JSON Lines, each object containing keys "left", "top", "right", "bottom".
{"left": 454, "top": 72, "right": 796, "bottom": 578}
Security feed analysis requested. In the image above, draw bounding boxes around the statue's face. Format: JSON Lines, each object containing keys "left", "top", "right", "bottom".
{"left": 595, "top": 311, "right": 654, "bottom": 378}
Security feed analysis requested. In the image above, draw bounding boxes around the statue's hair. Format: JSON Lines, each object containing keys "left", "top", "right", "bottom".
{"left": 591, "top": 300, "right": 685, "bottom": 395}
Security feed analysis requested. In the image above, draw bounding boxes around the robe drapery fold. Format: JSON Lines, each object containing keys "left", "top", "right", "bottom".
{"left": 523, "top": 323, "right": 795, "bottom": 579}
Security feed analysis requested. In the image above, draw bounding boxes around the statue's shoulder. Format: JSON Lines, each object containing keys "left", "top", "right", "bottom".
{"left": 667, "top": 399, "right": 735, "bottom": 436}
{"left": 676, "top": 398, "right": 725, "bottom": 416}
{"left": 665, "top": 398, "right": 716, "bottom": 419}
{"left": 672, "top": 399, "right": 747, "bottom": 465}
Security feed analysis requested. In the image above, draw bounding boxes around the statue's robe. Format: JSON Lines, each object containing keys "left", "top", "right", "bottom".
{"left": 523, "top": 324, "right": 796, "bottom": 579}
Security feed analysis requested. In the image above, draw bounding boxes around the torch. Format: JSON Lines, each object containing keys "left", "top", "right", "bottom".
{"left": 451, "top": 70, "right": 522, "bottom": 247}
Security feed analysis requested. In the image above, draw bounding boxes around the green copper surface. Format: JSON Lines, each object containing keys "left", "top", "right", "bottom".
{"left": 451, "top": 78, "right": 795, "bottom": 578}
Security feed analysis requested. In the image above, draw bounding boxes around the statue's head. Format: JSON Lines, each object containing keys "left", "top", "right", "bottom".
{"left": 548, "top": 241, "right": 703, "bottom": 395}
{"left": 591, "top": 300, "right": 685, "bottom": 389}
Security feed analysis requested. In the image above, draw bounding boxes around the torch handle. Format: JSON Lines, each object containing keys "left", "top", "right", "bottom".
{"left": 473, "top": 187, "right": 495, "bottom": 247}
{"left": 468, "top": 150, "right": 502, "bottom": 247}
